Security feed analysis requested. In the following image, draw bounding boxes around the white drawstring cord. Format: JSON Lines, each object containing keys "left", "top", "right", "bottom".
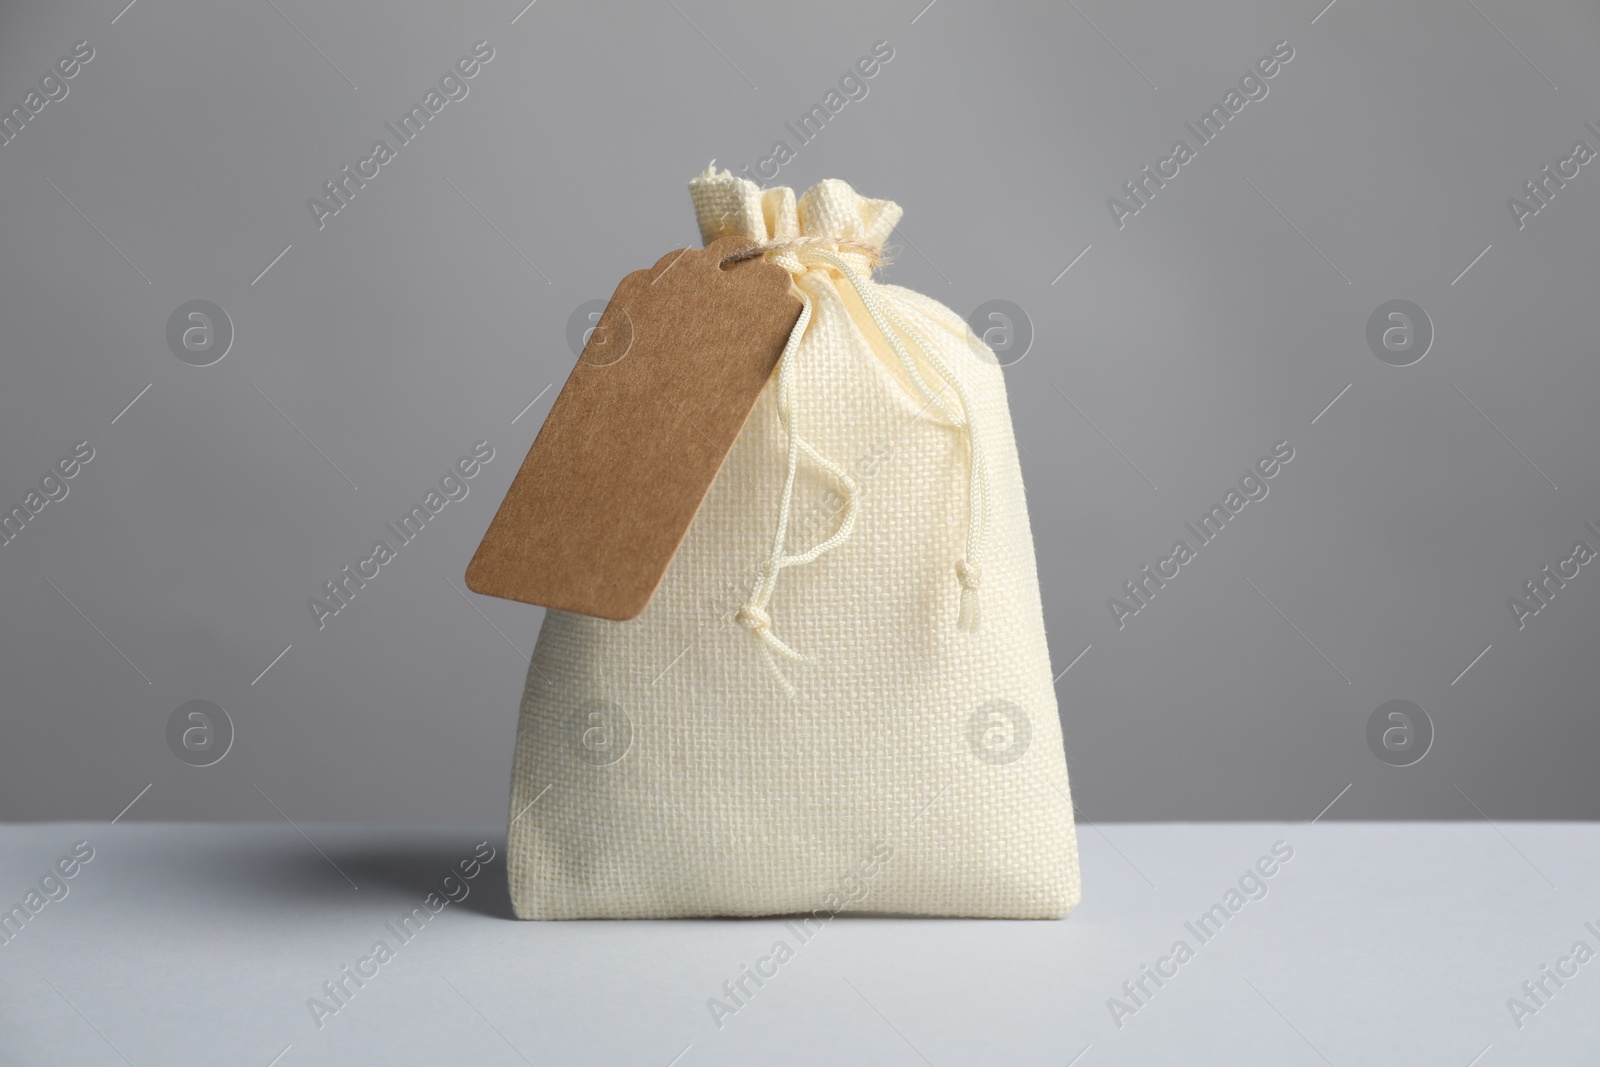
{"left": 734, "top": 245, "right": 990, "bottom": 696}
{"left": 801, "top": 249, "right": 990, "bottom": 631}
{"left": 736, "top": 274, "right": 860, "bottom": 696}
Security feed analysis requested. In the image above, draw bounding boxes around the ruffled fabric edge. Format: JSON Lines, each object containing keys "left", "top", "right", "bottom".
{"left": 689, "top": 165, "right": 902, "bottom": 255}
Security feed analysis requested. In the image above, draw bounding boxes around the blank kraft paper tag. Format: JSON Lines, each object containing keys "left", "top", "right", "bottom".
{"left": 466, "top": 235, "right": 802, "bottom": 620}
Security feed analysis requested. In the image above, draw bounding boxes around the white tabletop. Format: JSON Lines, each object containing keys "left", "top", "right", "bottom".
{"left": 1, "top": 822, "right": 1594, "bottom": 1066}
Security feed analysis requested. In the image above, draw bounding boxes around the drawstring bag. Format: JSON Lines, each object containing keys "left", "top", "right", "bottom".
{"left": 505, "top": 169, "right": 1080, "bottom": 919}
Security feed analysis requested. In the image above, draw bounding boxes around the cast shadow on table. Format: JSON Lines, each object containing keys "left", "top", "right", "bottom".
{"left": 221, "top": 831, "right": 517, "bottom": 920}
{"left": 335, "top": 837, "right": 515, "bottom": 921}
{"left": 217, "top": 837, "right": 1057, "bottom": 923}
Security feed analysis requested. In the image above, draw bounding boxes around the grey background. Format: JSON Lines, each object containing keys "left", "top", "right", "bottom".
{"left": 2, "top": 0, "right": 1596, "bottom": 825}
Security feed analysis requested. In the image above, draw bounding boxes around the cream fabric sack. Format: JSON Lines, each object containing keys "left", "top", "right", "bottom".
{"left": 506, "top": 170, "right": 1080, "bottom": 919}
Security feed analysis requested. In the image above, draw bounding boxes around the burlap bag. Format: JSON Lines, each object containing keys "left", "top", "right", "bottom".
{"left": 506, "top": 169, "right": 1080, "bottom": 919}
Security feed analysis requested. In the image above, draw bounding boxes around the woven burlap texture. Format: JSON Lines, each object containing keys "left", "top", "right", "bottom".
{"left": 506, "top": 169, "right": 1080, "bottom": 919}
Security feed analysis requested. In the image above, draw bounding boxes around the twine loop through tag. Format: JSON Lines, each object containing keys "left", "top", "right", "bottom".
{"left": 721, "top": 236, "right": 887, "bottom": 273}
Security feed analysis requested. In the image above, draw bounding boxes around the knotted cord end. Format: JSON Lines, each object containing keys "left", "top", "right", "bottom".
{"left": 737, "top": 603, "right": 809, "bottom": 662}
{"left": 956, "top": 559, "right": 983, "bottom": 632}
{"left": 738, "top": 603, "right": 803, "bottom": 698}
{"left": 735, "top": 603, "right": 773, "bottom": 634}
